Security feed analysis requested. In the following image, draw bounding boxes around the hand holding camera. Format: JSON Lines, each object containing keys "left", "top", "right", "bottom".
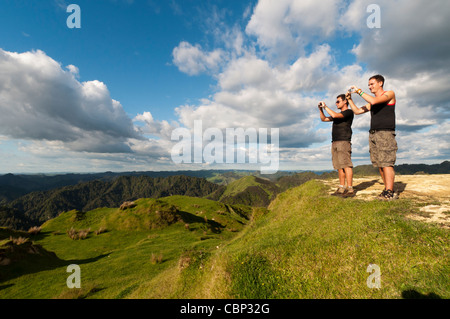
{"left": 349, "top": 85, "right": 363, "bottom": 96}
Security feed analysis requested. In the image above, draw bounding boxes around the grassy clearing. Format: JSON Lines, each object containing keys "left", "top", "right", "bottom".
{"left": 176, "top": 180, "right": 449, "bottom": 299}
{"left": 1, "top": 180, "right": 448, "bottom": 299}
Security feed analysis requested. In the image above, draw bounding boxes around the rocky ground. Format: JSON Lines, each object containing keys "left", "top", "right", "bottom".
{"left": 322, "top": 174, "right": 450, "bottom": 229}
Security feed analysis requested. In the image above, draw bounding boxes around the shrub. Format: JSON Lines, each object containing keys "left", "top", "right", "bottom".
{"left": 150, "top": 253, "right": 163, "bottom": 264}
{"left": 67, "top": 227, "right": 91, "bottom": 240}
{"left": 119, "top": 201, "right": 136, "bottom": 210}
{"left": 28, "top": 226, "right": 41, "bottom": 235}
{"left": 9, "top": 236, "right": 29, "bottom": 245}
{"left": 94, "top": 227, "right": 107, "bottom": 235}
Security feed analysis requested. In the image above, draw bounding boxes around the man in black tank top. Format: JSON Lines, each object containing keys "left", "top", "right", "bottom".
{"left": 346, "top": 75, "right": 398, "bottom": 201}
{"left": 318, "top": 94, "right": 355, "bottom": 197}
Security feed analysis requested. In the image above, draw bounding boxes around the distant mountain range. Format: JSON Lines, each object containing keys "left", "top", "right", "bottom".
{"left": 0, "top": 170, "right": 233, "bottom": 204}
{"left": 352, "top": 161, "right": 450, "bottom": 176}
{"left": 1, "top": 175, "right": 220, "bottom": 230}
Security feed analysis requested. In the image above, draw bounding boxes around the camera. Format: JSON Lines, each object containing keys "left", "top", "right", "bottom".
{"left": 318, "top": 102, "right": 325, "bottom": 107}
{"left": 348, "top": 88, "right": 355, "bottom": 93}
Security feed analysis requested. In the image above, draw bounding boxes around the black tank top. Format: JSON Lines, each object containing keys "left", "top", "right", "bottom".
{"left": 332, "top": 109, "right": 354, "bottom": 142}
{"left": 370, "top": 98, "right": 395, "bottom": 131}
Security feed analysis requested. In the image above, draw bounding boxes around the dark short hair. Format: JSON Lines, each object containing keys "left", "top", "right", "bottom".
{"left": 337, "top": 94, "right": 347, "bottom": 105}
{"left": 369, "top": 74, "right": 385, "bottom": 87}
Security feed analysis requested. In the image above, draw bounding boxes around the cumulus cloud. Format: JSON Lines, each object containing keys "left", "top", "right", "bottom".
{"left": 0, "top": 49, "right": 142, "bottom": 153}
{"left": 172, "top": 41, "right": 225, "bottom": 76}
{"left": 348, "top": 0, "right": 450, "bottom": 77}
{"left": 133, "top": 111, "right": 178, "bottom": 140}
{"left": 246, "top": 0, "right": 342, "bottom": 61}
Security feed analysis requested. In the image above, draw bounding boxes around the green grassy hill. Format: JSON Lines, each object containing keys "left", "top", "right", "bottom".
{"left": 1, "top": 180, "right": 448, "bottom": 299}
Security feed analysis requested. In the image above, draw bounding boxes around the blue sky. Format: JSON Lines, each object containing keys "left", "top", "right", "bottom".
{"left": 0, "top": 0, "right": 449, "bottom": 173}
{"left": 0, "top": 0, "right": 233, "bottom": 120}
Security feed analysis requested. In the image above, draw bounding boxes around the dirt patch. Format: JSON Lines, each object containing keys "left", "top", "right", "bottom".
{"left": 321, "top": 174, "right": 450, "bottom": 229}
{"left": 408, "top": 205, "right": 450, "bottom": 229}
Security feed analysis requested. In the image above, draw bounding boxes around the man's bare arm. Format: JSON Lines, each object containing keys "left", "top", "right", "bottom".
{"left": 319, "top": 101, "right": 345, "bottom": 119}
{"left": 318, "top": 103, "right": 332, "bottom": 122}
{"left": 350, "top": 86, "right": 395, "bottom": 105}
{"left": 346, "top": 93, "right": 370, "bottom": 115}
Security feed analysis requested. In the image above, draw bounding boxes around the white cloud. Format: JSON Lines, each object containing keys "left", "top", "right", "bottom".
{"left": 133, "top": 111, "right": 178, "bottom": 140}
{"left": 172, "top": 41, "right": 225, "bottom": 76}
{"left": 0, "top": 49, "right": 141, "bottom": 153}
{"left": 246, "top": 0, "right": 342, "bottom": 61}
{"left": 396, "top": 122, "right": 450, "bottom": 163}
{"left": 348, "top": 0, "right": 450, "bottom": 79}
{"left": 218, "top": 54, "right": 275, "bottom": 91}
{"left": 66, "top": 64, "right": 79, "bottom": 77}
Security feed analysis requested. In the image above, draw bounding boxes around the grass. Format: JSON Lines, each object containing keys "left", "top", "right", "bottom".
{"left": 172, "top": 180, "right": 449, "bottom": 299}
{"left": 1, "top": 180, "right": 448, "bottom": 299}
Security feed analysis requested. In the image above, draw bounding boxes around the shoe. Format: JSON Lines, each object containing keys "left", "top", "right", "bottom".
{"left": 331, "top": 186, "right": 347, "bottom": 197}
{"left": 343, "top": 188, "right": 355, "bottom": 198}
{"left": 377, "top": 189, "right": 387, "bottom": 199}
{"left": 378, "top": 189, "right": 397, "bottom": 201}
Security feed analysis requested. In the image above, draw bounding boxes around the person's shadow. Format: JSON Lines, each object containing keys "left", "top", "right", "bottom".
{"left": 353, "top": 179, "right": 379, "bottom": 192}
{"left": 402, "top": 289, "right": 441, "bottom": 299}
{"left": 353, "top": 179, "right": 407, "bottom": 196}
{"left": 394, "top": 181, "right": 407, "bottom": 195}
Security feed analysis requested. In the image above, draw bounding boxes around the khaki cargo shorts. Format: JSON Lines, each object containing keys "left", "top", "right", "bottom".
{"left": 331, "top": 141, "right": 353, "bottom": 170}
{"left": 369, "top": 130, "right": 398, "bottom": 168}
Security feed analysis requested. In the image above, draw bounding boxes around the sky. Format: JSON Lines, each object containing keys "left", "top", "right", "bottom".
{"left": 0, "top": 0, "right": 449, "bottom": 174}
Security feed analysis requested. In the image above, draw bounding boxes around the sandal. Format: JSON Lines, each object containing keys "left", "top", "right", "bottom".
{"left": 377, "top": 189, "right": 387, "bottom": 199}
{"left": 379, "top": 189, "right": 396, "bottom": 201}
{"left": 343, "top": 188, "right": 355, "bottom": 198}
{"left": 331, "top": 186, "right": 347, "bottom": 196}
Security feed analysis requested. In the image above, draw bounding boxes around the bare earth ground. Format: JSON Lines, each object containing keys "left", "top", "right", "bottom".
{"left": 321, "top": 174, "right": 450, "bottom": 229}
